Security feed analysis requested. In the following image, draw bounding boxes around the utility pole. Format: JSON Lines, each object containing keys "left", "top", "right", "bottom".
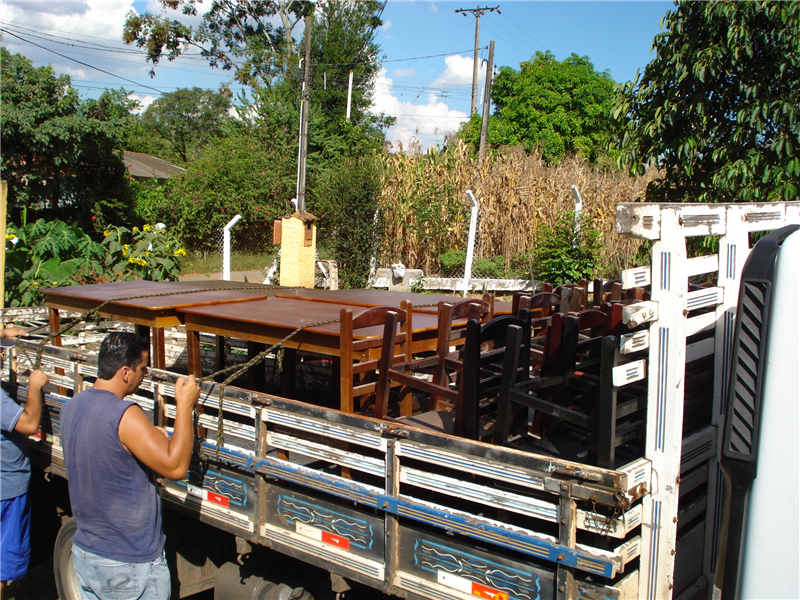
{"left": 478, "top": 40, "right": 495, "bottom": 164}
{"left": 455, "top": 5, "right": 499, "bottom": 116}
{"left": 296, "top": 10, "right": 314, "bottom": 215}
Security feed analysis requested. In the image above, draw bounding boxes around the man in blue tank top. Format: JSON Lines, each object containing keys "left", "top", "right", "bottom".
{"left": 61, "top": 332, "right": 200, "bottom": 600}
{"left": 1, "top": 326, "right": 49, "bottom": 598}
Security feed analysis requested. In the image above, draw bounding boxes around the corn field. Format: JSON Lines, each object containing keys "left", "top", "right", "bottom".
{"left": 378, "top": 141, "right": 657, "bottom": 278}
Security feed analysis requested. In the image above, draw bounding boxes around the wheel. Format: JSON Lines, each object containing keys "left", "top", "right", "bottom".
{"left": 53, "top": 517, "right": 82, "bottom": 600}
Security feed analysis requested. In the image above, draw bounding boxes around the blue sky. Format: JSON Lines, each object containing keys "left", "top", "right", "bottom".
{"left": 0, "top": 0, "right": 673, "bottom": 151}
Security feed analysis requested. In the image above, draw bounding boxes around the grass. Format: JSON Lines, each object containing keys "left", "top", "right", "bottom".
{"left": 180, "top": 251, "right": 276, "bottom": 275}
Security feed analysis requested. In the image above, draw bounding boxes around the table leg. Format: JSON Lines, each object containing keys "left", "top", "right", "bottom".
{"left": 152, "top": 328, "right": 166, "bottom": 370}
{"left": 215, "top": 336, "right": 225, "bottom": 381}
{"left": 48, "top": 308, "right": 67, "bottom": 396}
{"left": 186, "top": 329, "right": 203, "bottom": 378}
{"left": 280, "top": 348, "right": 296, "bottom": 399}
{"left": 247, "top": 341, "right": 266, "bottom": 391}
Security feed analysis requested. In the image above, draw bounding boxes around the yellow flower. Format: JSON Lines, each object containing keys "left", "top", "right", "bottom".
{"left": 128, "top": 256, "right": 135, "bottom": 263}
{"left": 166, "top": 243, "right": 170, "bottom": 249}
{"left": 122, "top": 244, "right": 129, "bottom": 256}
{"left": 103, "top": 231, "right": 109, "bottom": 237}
{"left": 5, "top": 233, "right": 15, "bottom": 240}
{"left": 145, "top": 251, "right": 151, "bottom": 257}
{"left": 174, "top": 248, "right": 186, "bottom": 257}
{"left": 132, "top": 226, "right": 139, "bottom": 233}
{"left": 143, "top": 224, "right": 151, "bottom": 231}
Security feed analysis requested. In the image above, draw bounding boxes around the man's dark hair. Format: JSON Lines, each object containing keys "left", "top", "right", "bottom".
{"left": 97, "top": 332, "right": 150, "bottom": 380}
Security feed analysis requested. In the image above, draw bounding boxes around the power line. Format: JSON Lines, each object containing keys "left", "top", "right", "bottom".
{"left": 0, "top": 28, "right": 163, "bottom": 94}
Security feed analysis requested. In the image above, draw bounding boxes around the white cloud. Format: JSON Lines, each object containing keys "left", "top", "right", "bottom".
{"left": 128, "top": 93, "right": 156, "bottom": 115}
{"left": 371, "top": 68, "right": 469, "bottom": 153}
{"left": 434, "top": 54, "right": 485, "bottom": 86}
{"left": 391, "top": 68, "right": 417, "bottom": 78}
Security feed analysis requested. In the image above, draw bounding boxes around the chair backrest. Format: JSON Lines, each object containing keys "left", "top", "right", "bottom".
{"left": 460, "top": 312, "right": 532, "bottom": 439}
{"left": 340, "top": 304, "right": 409, "bottom": 414}
{"left": 434, "top": 298, "right": 489, "bottom": 358}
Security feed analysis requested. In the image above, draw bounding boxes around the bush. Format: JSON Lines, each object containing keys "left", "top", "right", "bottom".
{"left": 438, "top": 250, "right": 507, "bottom": 278}
{"left": 471, "top": 255, "right": 506, "bottom": 278}
{"left": 531, "top": 210, "right": 602, "bottom": 285}
{"left": 101, "top": 224, "right": 186, "bottom": 281}
{"left": 438, "top": 249, "right": 467, "bottom": 276}
{"left": 4, "top": 219, "right": 105, "bottom": 306}
{"left": 313, "top": 156, "right": 382, "bottom": 289}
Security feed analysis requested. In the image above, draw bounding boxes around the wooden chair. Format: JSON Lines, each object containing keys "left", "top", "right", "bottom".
{"left": 338, "top": 304, "right": 411, "bottom": 415}
{"left": 374, "top": 306, "right": 529, "bottom": 441}
{"left": 495, "top": 320, "right": 646, "bottom": 468}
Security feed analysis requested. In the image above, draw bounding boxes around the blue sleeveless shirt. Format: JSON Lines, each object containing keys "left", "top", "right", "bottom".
{"left": 61, "top": 388, "right": 165, "bottom": 562}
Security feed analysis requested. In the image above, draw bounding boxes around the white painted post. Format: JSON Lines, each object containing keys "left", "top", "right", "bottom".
{"left": 346, "top": 70, "right": 354, "bottom": 122}
{"left": 571, "top": 185, "right": 583, "bottom": 239}
{"left": 222, "top": 214, "right": 242, "bottom": 281}
{"left": 462, "top": 190, "right": 479, "bottom": 297}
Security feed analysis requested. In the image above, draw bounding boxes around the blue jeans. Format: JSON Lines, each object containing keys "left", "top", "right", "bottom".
{"left": 71, "top": 544, "right": 171, "bottom": 600}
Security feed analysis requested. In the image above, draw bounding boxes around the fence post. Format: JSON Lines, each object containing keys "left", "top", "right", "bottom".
{"left": 462, "top": 190, "right": 479, "bottom": 297}
{"left": 222, "top": 214, "right": 242, "bottom": 281}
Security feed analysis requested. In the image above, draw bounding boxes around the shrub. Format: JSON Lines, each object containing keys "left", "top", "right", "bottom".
{"left": 438, "top": 249, "right": 467, "bottom": 276}
{"left": 531, "top": 210, "right": 602, "bottom": 285}
{"left": 102, "top": 224, "right": 186, "bottom": 282}
{"left": 313, "top": 156, "right": 382, "bottom": 289}
{"left": 4, "top": 218, "right": 106, "bottom": 306}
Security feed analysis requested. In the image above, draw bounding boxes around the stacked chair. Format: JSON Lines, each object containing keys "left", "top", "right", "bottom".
{"left": 369, "top": 281, "right": 650, "bottom": 470}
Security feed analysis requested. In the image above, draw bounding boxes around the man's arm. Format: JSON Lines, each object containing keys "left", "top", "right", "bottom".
{"left": 0, "top": 326, "right": 27, "bottom": 339}
{"left": 118, "top": 375, "right": 201, "bottom": 480}
{"left": 14, "top": 369, "right": 49, "bottom": 436}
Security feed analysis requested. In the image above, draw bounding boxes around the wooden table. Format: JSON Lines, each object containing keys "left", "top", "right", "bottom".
{"left": 178, "top": 297, "right": 442, "bottom": 413}
{"left": 42, "top": 281, "right": 271, "bottom": 369}
{"left": 276, "top": 288, "right": 513, "bottom": 315}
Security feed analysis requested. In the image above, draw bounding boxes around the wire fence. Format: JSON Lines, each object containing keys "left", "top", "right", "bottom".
{"left": 182, "top": 223, "right": 276, "bottom": 278}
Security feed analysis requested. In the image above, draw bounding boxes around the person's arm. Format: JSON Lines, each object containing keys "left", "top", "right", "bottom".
{"left": 118, "top": 375, "right": 201, "bottom": 480}
{"left": 0, "top": 326, "right": 27, "bottom": 339}
{"left": 14, "top": 369, "right": 49, "bottom": 436}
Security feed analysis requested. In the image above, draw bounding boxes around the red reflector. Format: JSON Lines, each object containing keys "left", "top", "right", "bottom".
{"left": 207, "top": 492, "right": 229, "bottom": 507}
{"left": 471, "top": 582, "right": 508, "bottom": 600}
{"left": 320, "top": 531, "right": 350, "bottom": 551}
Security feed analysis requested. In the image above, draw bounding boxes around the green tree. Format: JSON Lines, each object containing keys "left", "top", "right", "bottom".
{"left": 614, "top": 1, "right": 800, "bottom": 202}
{"left": 154, "top": 135, "right": 295, "bottom": 252}
{"left": 460, "top": 51, "right": 616, "bottom": 162}
{"left": 0, "top": 48, "right": 132, "bottom": 229}
{"left": 135, "top": 87, "right": 233, "bottom": 164}
{"left": 123, "top": 0, "right": 305, "bottom": 90}
{"left": 313, "top": 156, "right": 382, "bottom": 289}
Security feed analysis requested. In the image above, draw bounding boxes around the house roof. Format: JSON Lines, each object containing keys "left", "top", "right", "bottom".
{"left": 123, "top": 151, "right": 185, "bottom": 180}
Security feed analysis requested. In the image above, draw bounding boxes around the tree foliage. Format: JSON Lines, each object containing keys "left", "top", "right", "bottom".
{"left": 123, "top": 0, "right": 305, "bottom": 89}
{"left": 313, "top": 156, "right": 383, "bottom": 289}
{"left": 614, "top": 1, "right": 800, "bottom": 202}
{"left": 142, "top": 135, "right": 295, "bottom": 252}
{"left": 0, "top": 48, "right": 132, "bottom": 229}
{"left": 134, "top": 87, "right": 233, "bottom": 164}
{"left": 460, "top": 51, "right": 616, "bottom": 162}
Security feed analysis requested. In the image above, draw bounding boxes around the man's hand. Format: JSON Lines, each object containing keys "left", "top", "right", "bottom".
{"left": 1, "top": 326, "right": 27, "bottom": 339}
{"left": 119, "top": 375, "right": 201, "bottom": 481}
{"left": 15, "top": 369, "right": 48, "bottom": 435}
{"left": 174, "top": 375, "right": 201, "bottom": 413}
{"left": 28, "top": 369, "right": 49, "bottom": 391}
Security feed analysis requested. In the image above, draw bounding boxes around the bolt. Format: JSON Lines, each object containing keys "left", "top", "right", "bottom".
{"left": 673, "top": 516, "right": 679, "bottom": 523}
{"left": 671, "top": 549, "right": 676, "bottom": 556}
{"left": 675, "top": 476, "right": 681, "bottom": 484}
{"left": 559, "top": 585, "right": 566, "bottom": 592}
{"left": 561, "top": 518, "right": 567, "bottom": 525}
{"left": 557, "top": 553, "right": 566, "bottom": 561}
{"left": 562, "top": 484, "right": 569, "bottom": 492}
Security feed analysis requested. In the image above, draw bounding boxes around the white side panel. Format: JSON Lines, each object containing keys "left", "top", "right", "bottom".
{"left": 740, "top": 230, "right": 800, "bottom": 599}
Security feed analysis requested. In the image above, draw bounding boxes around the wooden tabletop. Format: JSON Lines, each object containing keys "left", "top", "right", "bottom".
{"left": 178, "top": 297, "right": 440, "bottom": 339}
{"left": 276, "top": 289, "right": 513, "bottom": 314}
{"left": 42, "top": 281, "right": 271, "bottom": 311}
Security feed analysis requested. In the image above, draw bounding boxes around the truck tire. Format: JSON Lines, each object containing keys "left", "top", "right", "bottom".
{"left": 53, "top": 517, "right": 82, "bottom": 600}
{"left": 214, "top": 561, "right": 313, "bottom": 600}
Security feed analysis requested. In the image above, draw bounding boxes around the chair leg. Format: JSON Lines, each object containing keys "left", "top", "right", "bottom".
{"left": 592, "top": 336, "right": 618, "bottom": 469}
